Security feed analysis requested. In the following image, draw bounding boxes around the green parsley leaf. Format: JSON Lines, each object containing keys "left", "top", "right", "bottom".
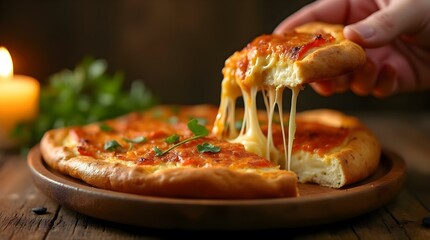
{"left": 99, "top": 123, "right": 113, "bottom": 132}
{"left": 187, "top": 119, "right": 209, "bottom": 136}
{"left": 104, "top": 140, "right": 122, "bottom": 151}
{"left": 154, "top": 118, "right": 210, "bottom": 157}
{"left": 153, "top": 147, "right": 163, "bottom": 156}
{"left": 165, "top": 134, "right": 180, "bottom": 144}
{"left": 122, "top": 136, "right": 146, "bottom": 144}
{"left": 197, "top": 143, "right": 221, "bottom": 153}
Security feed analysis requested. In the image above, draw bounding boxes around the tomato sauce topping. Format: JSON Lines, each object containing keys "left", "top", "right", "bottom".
{"left": 247, "top": 33, "right": 335, "bottom": 61}
{"left": 70, "top": 106, "right": 276, "bottom": 169}
{"left": 71, "top": 106, "right": 349, "bottom": 167}
{"left": 225, "top": 33, "right": 335, "bottom": 87}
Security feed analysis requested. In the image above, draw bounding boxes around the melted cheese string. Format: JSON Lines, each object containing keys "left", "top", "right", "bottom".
{"left": 213, "top": 50, "right": 302, "bottom": 169}
{"left": 231, "top": 87, "right": 272, "bottom": 158}
{"left": 287, "top": 87, "right": 300, "bottom": 170}
{"left": 213, "top": 75, "right": 302, "bottom": 169}
{"left": 275, "top": 87, "right": 288, "bottom": 170}
{"left": 266, "top": 89, "right": 276, "bottom": 161}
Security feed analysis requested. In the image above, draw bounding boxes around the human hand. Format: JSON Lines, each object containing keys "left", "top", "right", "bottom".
{"left": 274, "top": 0, "right": 430, "bottom": 97}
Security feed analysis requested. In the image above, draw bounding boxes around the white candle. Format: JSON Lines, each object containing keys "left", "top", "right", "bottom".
{"left": 0, "top": 47, "right": 40, "bottom": 149}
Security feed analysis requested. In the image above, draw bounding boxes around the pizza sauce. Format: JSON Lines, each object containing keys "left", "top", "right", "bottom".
{"left": 69, "top": 106, "right": 276, "bottom": 170}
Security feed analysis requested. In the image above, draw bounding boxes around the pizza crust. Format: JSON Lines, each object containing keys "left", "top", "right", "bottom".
{"left": 40, "top": 126, "right": 298, "bottom": 199}
{"left": 292, "top": 109, "right": 381, "bottom": 188}
{"left": 294, "top": 22, "right": 366, "bottom": 83}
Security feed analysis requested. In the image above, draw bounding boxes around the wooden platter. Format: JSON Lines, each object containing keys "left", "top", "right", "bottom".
{"left": 27, "top": 146, "right": 406, "bottom": 230}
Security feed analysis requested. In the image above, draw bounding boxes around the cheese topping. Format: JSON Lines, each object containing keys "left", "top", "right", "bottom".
{"left": 64, "top": 106, "right": 285, "bottom": 176}
{"left": 210, "top": 32, "right": 339, "bottom": 169}
{"left": 212, "top": 79, "right": 300, "bottom": 169}
{"left": 212, "top": 41, "right": 309, "bottom": 169}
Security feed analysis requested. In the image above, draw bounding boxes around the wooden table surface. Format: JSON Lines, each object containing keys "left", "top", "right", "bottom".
{"left": 1, "top": 111, "right": 430, "bottom": 239}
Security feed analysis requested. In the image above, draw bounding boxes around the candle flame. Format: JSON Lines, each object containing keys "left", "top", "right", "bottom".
{"left": 0, "top": 47, "right": 14, "bottom": 81}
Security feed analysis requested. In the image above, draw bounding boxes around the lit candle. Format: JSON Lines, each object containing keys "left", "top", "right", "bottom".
{"left": 0, "top": 47, "right": 40, "bottom": 149}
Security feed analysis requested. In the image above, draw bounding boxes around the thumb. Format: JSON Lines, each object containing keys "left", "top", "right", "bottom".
{"left": 344, "top": 1, "right": 424, "bottom": 48}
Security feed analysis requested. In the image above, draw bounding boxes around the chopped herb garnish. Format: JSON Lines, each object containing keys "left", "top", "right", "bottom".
{"left": 153, "top": 147, "right": 163, "bottom": 156}
{"left": 104, "top": 140, "right": 122, "bottom": 151}
{"left": 187, "top": 118, "right": 209, "bottom": 136}
{"left": 122, "top": 136, "right": 146, "bottom": 144}
{"left": 165, "top": 134, "right": 180, "bottom": 144}
{"left": 122, "top": 136, "right": 146, "bottom": 150}
{"left": 197, "top": 143, "right": 220, "bottom": 153}
{"left": 154, "top": 119, "right": 209, "bottom": 156}
{"left": 99, "top": 123, "right": 113, "bottom": 132}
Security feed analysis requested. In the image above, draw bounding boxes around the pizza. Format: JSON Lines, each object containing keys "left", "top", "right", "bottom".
{"left": 39, "top": 22, "right": 380, "bottom": 199}
{"left": 40, "top": 105, "right": 379, "bottom": 198}
{"left": 283, "top": 109, "right": 380, "bottom": 188}
{"left": 40, "top": 105, "right": 299, "bottom": 199}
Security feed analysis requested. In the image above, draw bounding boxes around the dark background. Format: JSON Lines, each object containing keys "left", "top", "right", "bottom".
{"left": 1, "top": 0, "right": 429, "bottom": 112}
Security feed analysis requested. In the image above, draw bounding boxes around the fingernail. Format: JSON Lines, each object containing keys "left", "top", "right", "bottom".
{"left": 347, "top": 24, "right": 375, "bottom": 40}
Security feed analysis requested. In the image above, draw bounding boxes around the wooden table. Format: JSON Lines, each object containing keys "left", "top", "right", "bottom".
{"left": 1, "top": 111, "right": 430, "bottom": 239}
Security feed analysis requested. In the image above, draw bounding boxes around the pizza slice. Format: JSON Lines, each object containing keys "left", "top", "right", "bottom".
{"left": 269, "top": 109, "right": 380, "bottom": 188}
{"left": 213, "top": 22, "right": 369, "bottom": 180}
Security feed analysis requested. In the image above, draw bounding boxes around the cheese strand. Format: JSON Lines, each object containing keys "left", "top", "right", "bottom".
{"left": 275, "top": 87, "right": 288, "bottom": 170}
{"left": 287, "top": 87, "right": 300, "bottom": 170}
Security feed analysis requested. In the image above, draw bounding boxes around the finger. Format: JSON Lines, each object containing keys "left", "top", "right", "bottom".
{"left": 309, "top": 81, "right": 336, "bottom": 96}
{"left": 380, "top": 44, "right": 416, "bottom": 93}
{"left": 274, "top": 0, "right": 351, "bottom": 34}
{"left": 351, "top": 45, "right": 414, "bottom": 96}
{"left": 344, "top": 0, "right": 430, "bottom": 47}
{"left": 333, "top": 75, "right": 350, "bottom": 93}
{"left": 373, "top": 65, "right": 398, "bottom": 97}
{"left": 350, "top": 60, "right": 378, "bottom": 96}
{"left": 309, "top": 74, "right": 352, "bottom": 96}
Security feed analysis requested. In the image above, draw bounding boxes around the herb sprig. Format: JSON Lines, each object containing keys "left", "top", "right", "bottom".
{"left": 154, "top": 119, "right": 210, "bottom": 156}
{"left": 197, "top": 143, "right": 220, "bottom": 153}
{"left": 104, "top": 140, "right": 122, "bottom": 151}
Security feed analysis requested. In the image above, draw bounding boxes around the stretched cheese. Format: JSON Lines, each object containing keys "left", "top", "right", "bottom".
{"left": 212, "top": 23, "right": 366, "bottom": 170}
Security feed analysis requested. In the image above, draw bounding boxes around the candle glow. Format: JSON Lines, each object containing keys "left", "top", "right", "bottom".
{"left": 0, "top": 47, "right": 14, "bottom": 80}
{"left": 0, "top": 47, "right": 40, "bottom": 148}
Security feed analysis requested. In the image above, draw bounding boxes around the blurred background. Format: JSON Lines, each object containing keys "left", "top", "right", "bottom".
{"left": 1, "top": 0, "right": 429, "bottom": 112}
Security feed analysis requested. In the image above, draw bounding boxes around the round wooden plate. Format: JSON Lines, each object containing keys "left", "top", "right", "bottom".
{"left": 27, "top": 146, "right": 406, "bottom": 230}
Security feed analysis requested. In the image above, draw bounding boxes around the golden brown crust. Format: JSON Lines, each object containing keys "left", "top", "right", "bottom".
{"left": 295, "top": 109, "right": 381, "bottom": 188}
{"left": 221, "top": 22, "right": 366, "bottom": 89}
{"left": 294, "top": 22, "right": 346, "bottom": 40}
{"left": 40, "top": 108, "right": 299, "bottom": 199}
{"left": 294, "top": 22, "right": 367, "bottom": 82}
